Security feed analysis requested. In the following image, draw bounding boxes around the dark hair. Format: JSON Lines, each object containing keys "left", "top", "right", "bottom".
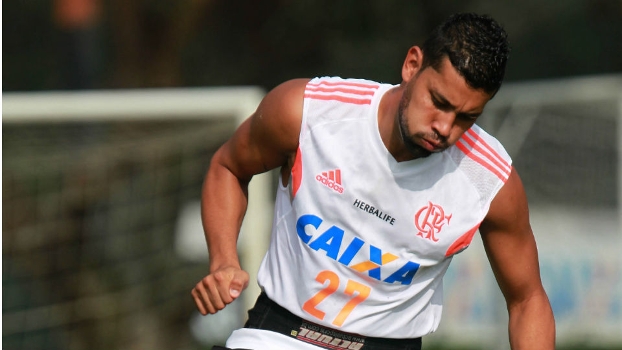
{"left": 421, "top": 13, "right": 510, "bottom": 96}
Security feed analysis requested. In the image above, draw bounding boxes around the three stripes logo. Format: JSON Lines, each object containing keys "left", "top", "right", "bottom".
{"left": 304, "top": 79, "right": 380, "bottom": 105}
{"left": 456, "top": 128, "right": 511, "bottom": 183}
{"left": 316, "top": 169, "right": 344, "bottom": 194}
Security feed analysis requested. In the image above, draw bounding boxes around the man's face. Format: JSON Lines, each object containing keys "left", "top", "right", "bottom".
{"left": 397, "top": 57, "right": 491, "bottom": 159}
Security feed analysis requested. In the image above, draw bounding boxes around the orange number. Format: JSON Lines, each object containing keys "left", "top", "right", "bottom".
{"left": 332, "top": 279, "right": 371, "bottom": 327}
{"left": 302, "top": 270, "right": 371, "bottom": 327}
{"left": 302, "top": 270, "right": 339, "bottom": 320}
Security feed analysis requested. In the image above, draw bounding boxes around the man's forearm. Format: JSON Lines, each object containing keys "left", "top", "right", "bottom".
{"left": 508, "top": 292, "right": 556, "bottom": 350}
{"left": 201, "top": 159, "right": 250, "bottom": 271}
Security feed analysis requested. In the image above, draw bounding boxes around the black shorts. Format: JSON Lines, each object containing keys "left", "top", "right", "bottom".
{"left": 234, "top": 292, "right": 422, "bottom": 350}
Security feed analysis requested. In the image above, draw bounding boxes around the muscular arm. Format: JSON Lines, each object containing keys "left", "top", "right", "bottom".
{"left": 192, "top": 78, "right": 308, "bottom": 315}
{"left": 479, "top": 167, "right": 556, "bottom": 349}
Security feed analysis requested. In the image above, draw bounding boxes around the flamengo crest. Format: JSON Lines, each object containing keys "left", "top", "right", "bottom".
{"left": 415, "top": 202, "right": 452, "bottom": 242}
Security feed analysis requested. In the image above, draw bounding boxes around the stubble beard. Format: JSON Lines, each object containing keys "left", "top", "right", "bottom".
{"left": 397, "top": 89, "right": 432, "bottom": 159}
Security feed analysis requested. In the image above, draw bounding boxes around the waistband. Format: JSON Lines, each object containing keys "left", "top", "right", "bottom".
{"left": 243, "top": 292, "right": 422, "bottom": 350}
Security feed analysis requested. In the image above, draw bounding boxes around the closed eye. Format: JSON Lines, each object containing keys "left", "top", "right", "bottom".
{"left": 457, "top": 112, "right": 480, "bottom": 121}
{"left": 431, "top": 91, "right": 480, "bottom": 121}
{"left": 431, "top": 95, "right": 452, "bottom": 111}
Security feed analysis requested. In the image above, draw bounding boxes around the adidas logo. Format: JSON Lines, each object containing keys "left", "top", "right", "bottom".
{"left": 315, "top": 169, "right": 344, "bottom": 194}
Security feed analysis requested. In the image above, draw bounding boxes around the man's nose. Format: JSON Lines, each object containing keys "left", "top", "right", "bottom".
{"left": 432, "top": 111, "right": 454, "bottom": 139}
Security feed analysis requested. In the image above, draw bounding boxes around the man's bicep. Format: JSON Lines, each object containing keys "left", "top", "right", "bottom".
{"left": 480, "top": 168, "right": 544, "bottom": 303}
{"left": 217, "top": 79, "right": 308, "bottom": 181}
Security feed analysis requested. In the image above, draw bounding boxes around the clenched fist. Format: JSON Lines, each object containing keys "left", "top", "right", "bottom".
{"left": 191, "top": 266, "right": 249, "bottom": 315}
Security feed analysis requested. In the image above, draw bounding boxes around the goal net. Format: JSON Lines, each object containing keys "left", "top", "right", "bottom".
{"left": 2, "top": 87, "right": 271, "bottom": 350}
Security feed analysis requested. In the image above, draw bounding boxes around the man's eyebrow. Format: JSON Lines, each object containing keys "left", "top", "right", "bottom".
{"left": 432, "top": 88, "right": 483, "bottom": 117}
{"left": 431, "top": 89, "right": 455, "bottom": 109}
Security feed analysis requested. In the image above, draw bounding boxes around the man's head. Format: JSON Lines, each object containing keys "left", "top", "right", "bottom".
{"left": 421, "top": 13, "right": 510, "bottom": 96}
{"left": 393, "top": 13, "right": 509, "bottom": 161}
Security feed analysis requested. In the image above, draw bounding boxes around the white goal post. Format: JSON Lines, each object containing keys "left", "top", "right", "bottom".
{"left": 3, "top": 87, "right": 265, "bottom": 123}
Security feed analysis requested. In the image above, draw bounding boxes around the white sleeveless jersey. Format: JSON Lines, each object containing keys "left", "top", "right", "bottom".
{"left": 255, "top": 77, "right": 512, "bottom": 339}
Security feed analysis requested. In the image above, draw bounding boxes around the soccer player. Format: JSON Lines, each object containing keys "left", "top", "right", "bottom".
{"left": 192, "top": 12, "right": 556, "bottom": 350}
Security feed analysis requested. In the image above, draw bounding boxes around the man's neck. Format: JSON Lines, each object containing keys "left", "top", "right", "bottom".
{"left": 378, "top": 86, "right": 417, "bottom": 162}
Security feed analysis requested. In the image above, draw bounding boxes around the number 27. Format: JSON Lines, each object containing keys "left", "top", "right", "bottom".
{"left": 302, "top": 270, "right": 371, "bottom": 327}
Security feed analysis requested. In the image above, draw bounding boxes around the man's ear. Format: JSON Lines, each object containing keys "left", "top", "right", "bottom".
{"left": 401, "top": 46, "right": 424, "bottom": 84}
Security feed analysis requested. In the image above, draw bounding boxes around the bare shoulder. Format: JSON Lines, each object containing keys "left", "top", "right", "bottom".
{"left": 218, "top": 78, "right": 309, "bottom": 180}
{"left": 251, "top": 78, "right": 309, "bottom": 154}
{"left": 260, "top": 78, "right": 310, "bottom": 118}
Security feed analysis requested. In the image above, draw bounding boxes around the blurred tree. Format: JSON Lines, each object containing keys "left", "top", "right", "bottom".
{"left": 106, "top": 0, "right": 212, "bottom": 88}
{"left": 2, "top": 0, "right": 620, "bottom": 91}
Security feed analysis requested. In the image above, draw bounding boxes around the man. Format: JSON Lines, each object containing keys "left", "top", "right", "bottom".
{"left": 192, "top": 13, "right": 556, "bottom": 350}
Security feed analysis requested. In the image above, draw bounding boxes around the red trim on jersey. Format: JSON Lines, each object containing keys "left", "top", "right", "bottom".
{"left": 445, "top": 223, "right": 480, "bottom": 256}
{"left": 291, "top": 147, "right": 303, "bottom": 198}
{"left": 456, "top": 141, "right": 509, "bottom": 182}
{"left": 465, "top": 128, "right": 511, "bottom": 171}
{"left": 456, "top": 129, "right": 511, "bottom": 182}
{"left": 307, "top": 80, "right": 380, "bottom": 89}
{"left": 303, "top": 93, "right": 372, "bottom": 105}
{"left": 305, "top": 85, "right": 376, "bottom": 96}
{"left": 304, "top": 79, "right": 379, "bottom": 105}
